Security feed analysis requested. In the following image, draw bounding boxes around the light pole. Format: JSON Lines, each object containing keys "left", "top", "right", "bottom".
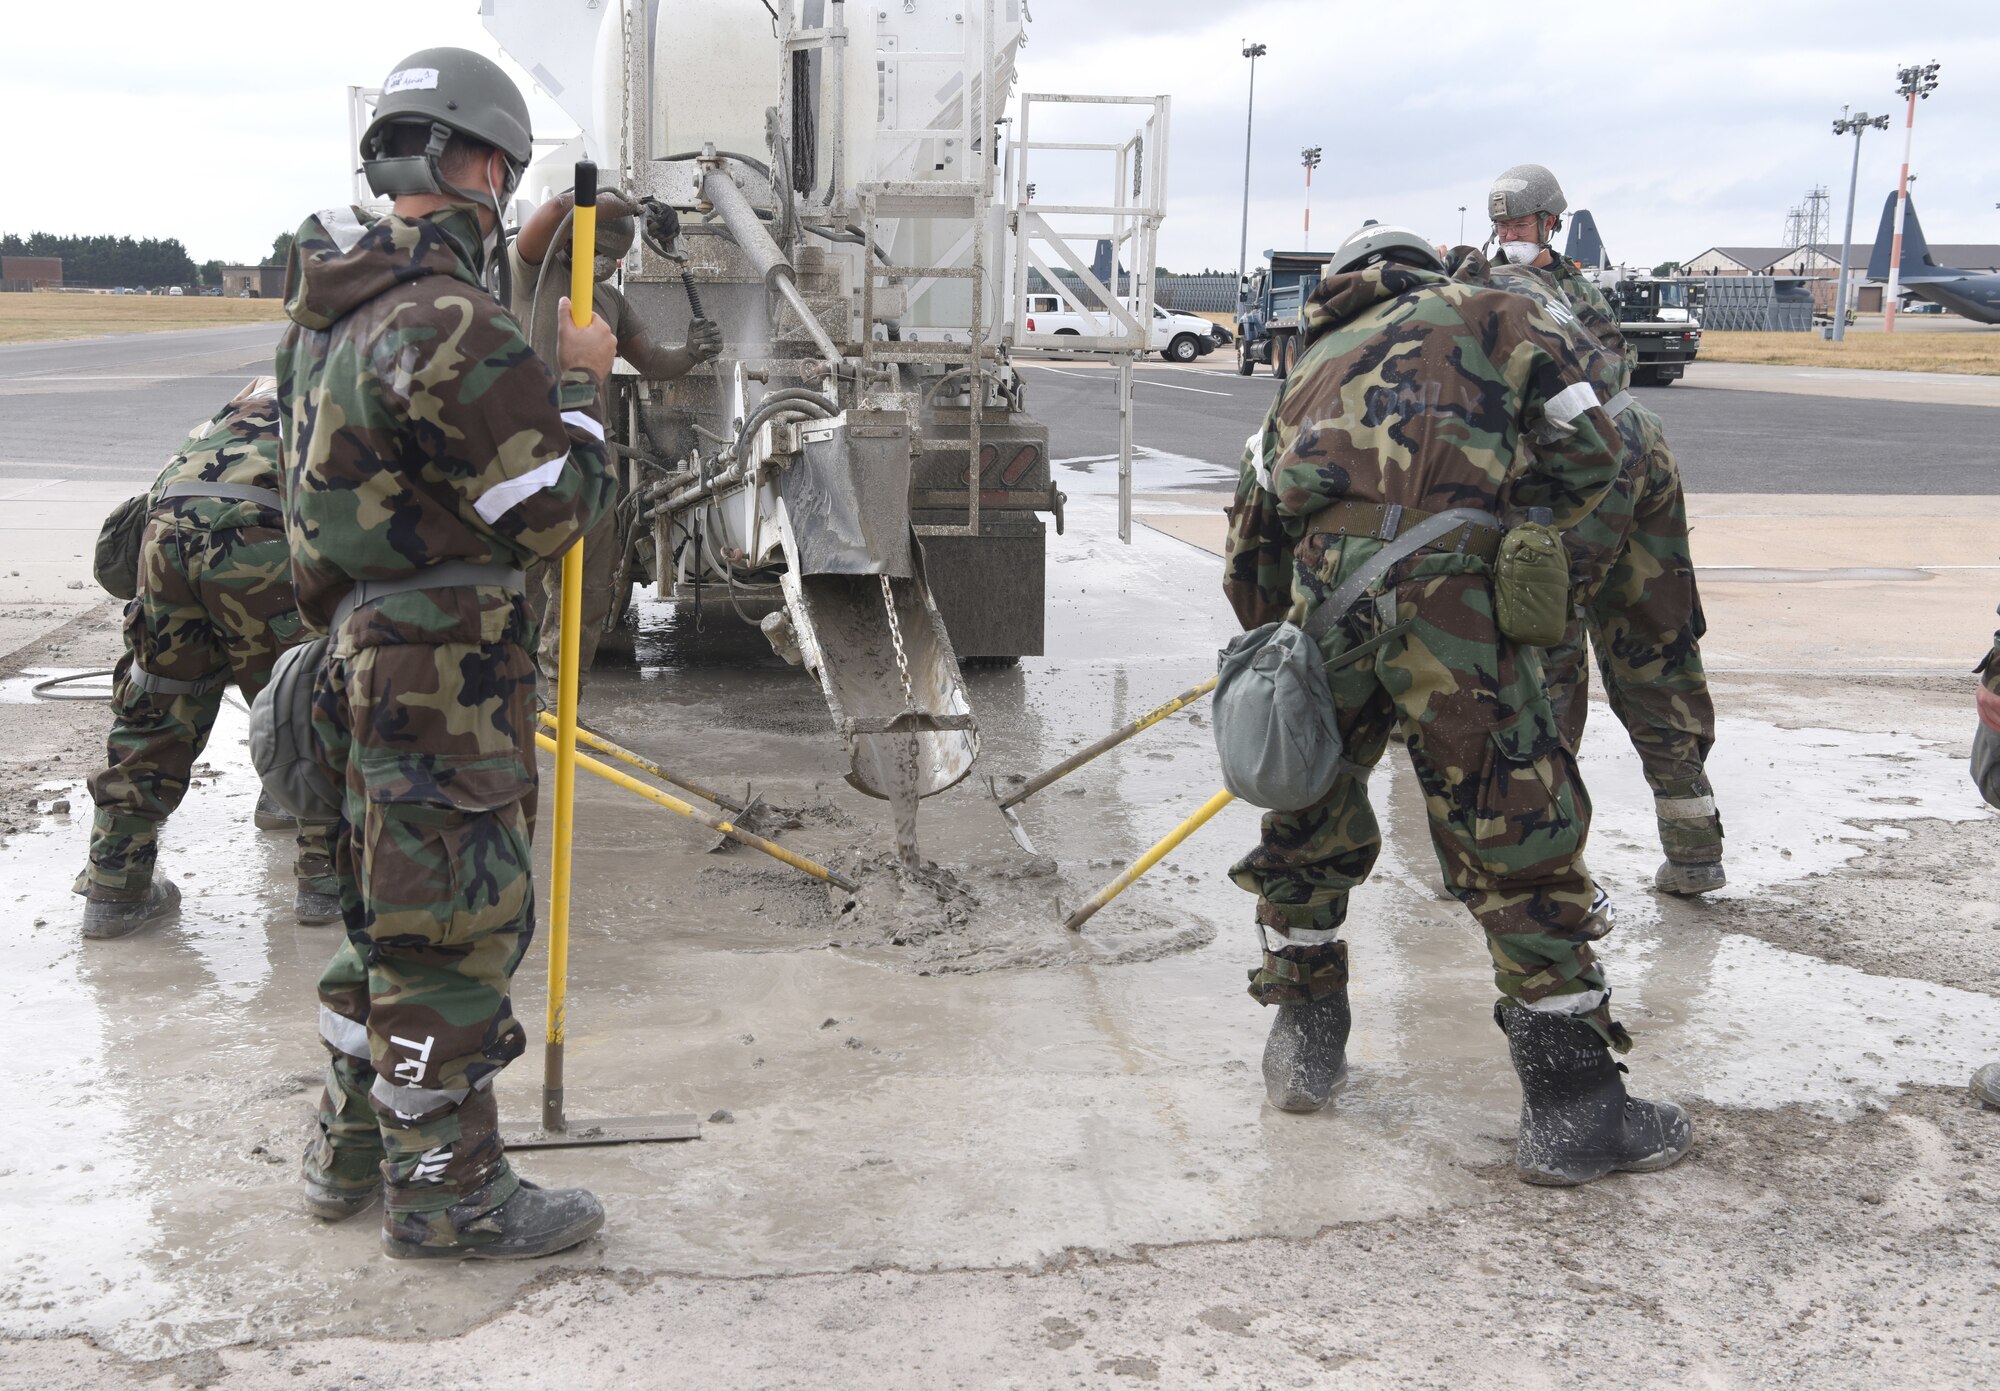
{"left": 1883, "top": 60, "right": 1940, "bottom": 334}
{"left": 1458, "top": 205, "right": 1467, "bottom": 245}
{"left": 1831, "top": 106, "right": 1889, "bottom": 342}
{"left": 1301, "top": 145, "right": 1322, "bottom": 249}
{"left": 1236, "top": 42, "right": 1267, "bottom": 313}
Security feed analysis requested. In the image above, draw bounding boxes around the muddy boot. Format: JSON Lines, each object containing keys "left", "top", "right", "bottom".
{"left": 1653, "top": 779, "right": 1724, "bottom": 897}
{"left": 78, "top": 876, "right": 181, "bottom": 940}
{"left": 382, "top": 1178, "right": 605, "bottom": 1262}
{"left": 1971, "top": 1063, "right": 2000, "bottom": 1110}
{"left": 1654, "top": 859, "right": 1726, "bottom": 895}
{"left": 254, "top": 791, "right": 293, "bottom": 832}
{"left": 294, "top": 854, "right": 342, "bottom": 927}
{"left": 1249, "top": 941, "right": 1351, "bottom": 1113}
{"left": 301, "top": 1142, "right": 383, "bottom": 1221}
{"left": 1498, "top": 1000, "right": 1692, "bottom": 1187}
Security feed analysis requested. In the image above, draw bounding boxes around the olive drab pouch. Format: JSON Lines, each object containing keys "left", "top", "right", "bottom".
{"left": 249, "top": 637, "right": 342, "bottom": 822}
{"left": 93, "top": 494, "right": 151, "bottom": 601}
{"left": 1494, "top": 514, "right": 1569, "bottom": 648}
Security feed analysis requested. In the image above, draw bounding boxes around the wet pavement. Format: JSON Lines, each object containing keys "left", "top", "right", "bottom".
{"left": 5, "top": 486, "right": 1999, "bottom": 1360}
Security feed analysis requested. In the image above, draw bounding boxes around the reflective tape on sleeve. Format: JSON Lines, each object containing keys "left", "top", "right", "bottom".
{"left": 560, "top": 409, "right": 606, "bottom": 442}
{"left": 473, "top": 453, "right": 569, "bottom": 524}
{"left": 1543, "top": 380, "right": 1601, "bottom": 429}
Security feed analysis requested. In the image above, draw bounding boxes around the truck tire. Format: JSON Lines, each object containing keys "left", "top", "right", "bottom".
{"left": 1273, "top": 336, "right": 1292, "bottom": 381}
{"left": 1166, "top": 333, "right": 1201, "bottom": 363}
{"left": 1053, "top": 327, "right": 1080, "bottom": 363}
{"left": 1237, "top": 339, "right": 1255, "bottom": 376}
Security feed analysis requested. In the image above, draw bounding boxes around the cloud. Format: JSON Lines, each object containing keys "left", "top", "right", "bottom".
{"left": 3, "top": 0, "right": 1994, "bottom": 273}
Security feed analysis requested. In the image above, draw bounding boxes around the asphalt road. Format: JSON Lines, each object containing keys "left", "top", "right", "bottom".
{"left": 0, "top": 322, "right": 283, "bottom": 483}
{"left": 3, "top": 326, "right": 1994, "bottom": 498}
{"left": 1024, "top": 361, "right": 2000, "bottom": 496}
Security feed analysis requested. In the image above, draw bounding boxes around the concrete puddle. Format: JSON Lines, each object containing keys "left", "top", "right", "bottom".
{"left": 3, "top": 498, "right": 1997, "bottom": 1357}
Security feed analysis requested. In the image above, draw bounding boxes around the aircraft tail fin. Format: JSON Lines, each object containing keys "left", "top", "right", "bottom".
{"left": 1867, "top": 190, "right": 1946, "bottom": 281}
{"left": 1563, "top": 210, "right": 1607, "bottom": 269}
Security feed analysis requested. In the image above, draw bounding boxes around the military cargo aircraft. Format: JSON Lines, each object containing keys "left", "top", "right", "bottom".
{"left": 1867, "top": 192, "right": 2000, "bottom": 324}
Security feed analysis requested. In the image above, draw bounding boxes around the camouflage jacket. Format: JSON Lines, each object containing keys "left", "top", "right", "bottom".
{"left": 148, "top": 382, "right": 286, "bottom": 531}
{"left": 1451, "top": 254, "right": 1625, "bottom": 403}
{"left": 1492, "top": 249, "right": 1629, "bottom": 382}
{"left": 276, "top": 205, "right": 615, "bottom": 640}
{"left": 1261, "top": 262, "right": 1625, "bottom": 528}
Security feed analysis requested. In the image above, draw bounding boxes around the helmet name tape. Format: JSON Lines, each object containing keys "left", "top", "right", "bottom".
{"left": 383, "top": 67, "right": 440, "bottom": 94}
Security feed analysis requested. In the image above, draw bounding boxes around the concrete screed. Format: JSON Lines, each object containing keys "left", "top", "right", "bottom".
{"left": 2, "top": 337, "right": 1999, "bottom": 1387}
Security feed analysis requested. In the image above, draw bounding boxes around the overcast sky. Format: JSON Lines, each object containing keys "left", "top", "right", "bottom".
{"left": 3, "top": 0, "right": 1995, "bottom": 272}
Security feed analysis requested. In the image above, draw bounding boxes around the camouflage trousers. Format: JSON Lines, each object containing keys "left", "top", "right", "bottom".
{"left": 526, "top": 504, "right": 627, "bottom": 680}
{"left": 83, "top": 506, "right": 332, "bottom": 892}
{"left": 1230, "top": 538, "right": 1615, "bottom": 1025}
{"left": 307, "top": 604, "right": 539, "bottom": 1226}
{"left": 1545, "top": 410, "right": 1721, "bottom": 864}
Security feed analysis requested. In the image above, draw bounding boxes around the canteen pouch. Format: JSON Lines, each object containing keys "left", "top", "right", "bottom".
{"left": 1213, "top": 621, "right": 1344, "bottom": 812}
{"left": 249, "top": 637, "right": 342, "bottom": 822}
{"left": 1494, "top": 517, "right": 1569, "bottom": 648}
{"left": 93, "top": 494, "right": 151, "bottom": 601}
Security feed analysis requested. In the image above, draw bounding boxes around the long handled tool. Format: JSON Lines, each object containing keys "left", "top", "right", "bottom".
{"left": 540, "top": 731, "right": 859, "bottom": 892}
{"left": 511, "top": 159, "right": 701, "bottom": 1153}
{"left": 535, "top": 710, "right": 782, "bottom": 840}
{"left": 1063, "top": 789, "right": 1236, "bottom": 932}
{"left": 990, "top": 675, "right": 1216, "bottom": 854}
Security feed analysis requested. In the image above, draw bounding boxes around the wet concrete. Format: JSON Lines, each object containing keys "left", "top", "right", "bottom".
{"left": 4, "top": 493, "right": 1999, "bottom": 1361}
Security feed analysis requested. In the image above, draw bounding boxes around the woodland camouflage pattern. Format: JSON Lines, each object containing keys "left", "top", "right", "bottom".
{"left": 278, "top": 204, "right": 614, "bottom": 1227}
{"left": 82, "top": 386, "right": 332, "bottom": 896}
{"left": 1224, "top": 262, "right": 1630, "bottom": 1031}
{"left": 1458, "top": 252, "right": 1722, "bottom": 865}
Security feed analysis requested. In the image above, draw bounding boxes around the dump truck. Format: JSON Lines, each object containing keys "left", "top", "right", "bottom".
{"left": 1234, "top": 249, "right": 1331, "bottom": 379}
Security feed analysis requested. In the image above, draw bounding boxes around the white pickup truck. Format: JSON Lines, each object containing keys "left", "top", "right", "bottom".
{"left": 1016, "top": 294, "right": 1223, "bottom": 362}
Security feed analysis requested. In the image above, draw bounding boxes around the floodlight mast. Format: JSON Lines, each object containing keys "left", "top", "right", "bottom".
{"left": 1301, "top": 145, "right": 1322, "bottom": 250}
{"left": 1236, "top": 42, "right": 1266, "bottom": 312}
{"left": 1882, "top": 61, "right": 1940, "bottom": 334}
{"left": 1831, "top": 106, "right": 1891, "bottom": 343}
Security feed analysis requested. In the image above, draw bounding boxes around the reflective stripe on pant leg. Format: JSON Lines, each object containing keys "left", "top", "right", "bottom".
{"left": 310, "top": 937, "right": 383, "bottom": 1185}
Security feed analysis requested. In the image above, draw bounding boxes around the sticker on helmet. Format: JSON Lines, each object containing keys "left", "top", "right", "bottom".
{"left": 384, "top": 67, "right": 441, "bottom": 94}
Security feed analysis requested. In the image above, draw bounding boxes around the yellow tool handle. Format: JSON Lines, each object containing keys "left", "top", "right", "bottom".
{"left": 1000, "top": 674, "right": 1218, "bottom": 811}
{"left": 1062, "top": 789, "right": 1236, "bottom": 932}
{"left": 569, "top": 161, "right": 597, "bottom": 328}
{"left": 536, "top": 732, "right": 860, "bottom": 893}
{"left": 536, "top": 710, "right": 748, "bottom": 817}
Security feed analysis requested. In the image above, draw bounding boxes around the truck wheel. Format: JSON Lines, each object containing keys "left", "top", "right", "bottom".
{"left": 1053, "top": 327, "right": 1080, "bottom": 362}
{"left": 1236, "top": 340, "right": 1255, "bottom": 376}
{"left": 1273, "top": 337, "right": 1292, "bottom": 381}
{"left": 1167, "top": 333, "right": 1201, "bottom": 363}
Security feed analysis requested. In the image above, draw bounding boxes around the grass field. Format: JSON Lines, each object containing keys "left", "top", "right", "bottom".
{"left": 0, "top": 290, "right": 287, "bottom": 344}
{"left": 1696, "top": 329, "right": 2000, "bottom": 375}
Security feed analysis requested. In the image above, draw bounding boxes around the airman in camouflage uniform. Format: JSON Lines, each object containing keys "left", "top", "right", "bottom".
{"left": 1972, "top": 620, "right": 2000, "bottom": 1108}
{"left": 278, "top": 47, "right": 619, "bottom": 1261}
{"left": 1485, "top": 164, "right": 1724, "bottom": 895}
{"left": 1224, "top": 221, "right": 1691, "bottom": 1186}
{"left": 74, "top": 382, "right": 338, "bottom": 938}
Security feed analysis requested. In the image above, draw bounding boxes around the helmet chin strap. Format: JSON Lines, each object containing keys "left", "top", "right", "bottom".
{"left": 437, "top": 152, "right": 520, "bottom": 304}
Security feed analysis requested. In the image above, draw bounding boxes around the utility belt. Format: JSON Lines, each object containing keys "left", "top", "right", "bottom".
{"left": 157, "top": 480, "right": 284, "bottom": 510}
{"left": 329, "top": 561, "right": 528, "bottom": 636}
{"left": 1300, "top": 498, "right": 1568, "bottom": 648}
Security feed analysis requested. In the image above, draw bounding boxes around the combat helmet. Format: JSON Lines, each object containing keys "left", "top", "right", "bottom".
{"left": 360, "top": 47, "right": 533, "bottom": 199}
{"left": 1487, "top": 164, "right": 1567, "bottom": 223}
{"left": 1328, "top": 221, "right": 1443, "bottom": 276}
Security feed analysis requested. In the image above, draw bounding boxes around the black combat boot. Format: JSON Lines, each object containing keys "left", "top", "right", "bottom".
{"left": 1498, "top": 1000, "right": 1692, "bottom": 1186}
{"left": 1251, "top": 941, "right": 1351, "bottom": 1113}
{"left": 294, "top": 853, "right": 342, "bottom": 927}
{"left": 382, "top": 1179, "right": 605, "bottom": 1262}
{"left": 79, "top": 876, "right": 181, "bottom": 940}
{"left": 301, "top": 1142, "right": 383, "bottom": 1221}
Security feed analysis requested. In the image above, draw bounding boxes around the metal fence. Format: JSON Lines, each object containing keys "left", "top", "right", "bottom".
{"left": 1157, "top": 272, "right": 1237, "bottom": 314}
{"left": 1693, "top": 275, "right": 1816, "bottom": 332}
